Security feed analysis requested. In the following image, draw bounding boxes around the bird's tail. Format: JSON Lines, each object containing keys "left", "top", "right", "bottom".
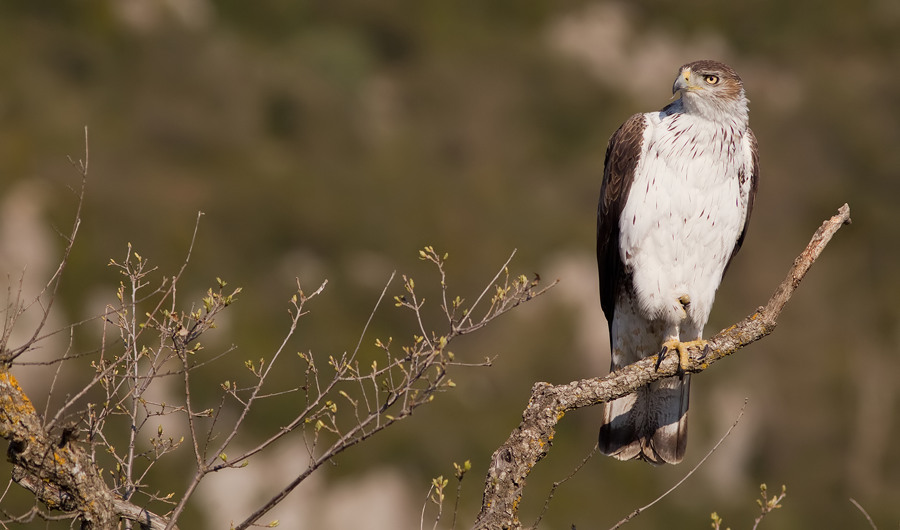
{"left": 598, "top": 374, "right": 690, "bottom": 464}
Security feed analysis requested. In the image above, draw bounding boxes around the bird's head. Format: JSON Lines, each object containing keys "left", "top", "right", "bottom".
{"left": 672, "top": 60, "right": 748, "bottom": 125}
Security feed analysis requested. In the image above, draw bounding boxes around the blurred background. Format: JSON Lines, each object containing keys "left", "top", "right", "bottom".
{"left": 0, "top": 0, "right": 898, "bottom": 528}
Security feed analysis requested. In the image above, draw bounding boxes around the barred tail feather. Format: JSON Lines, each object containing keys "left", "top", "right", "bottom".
{"left": 599, "top": 374, "right": 690, "bottom": 465}
{"left": 599, "top": 386, "right": 645, "bottom": 461}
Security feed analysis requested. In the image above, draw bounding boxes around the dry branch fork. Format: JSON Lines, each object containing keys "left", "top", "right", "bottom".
{"left": 475, "top": 204, "right": 851, "bottom": 530}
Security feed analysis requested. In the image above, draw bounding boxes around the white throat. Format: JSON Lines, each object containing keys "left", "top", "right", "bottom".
{"left": 678, "top": 91, "right": 749, "bottom": 129}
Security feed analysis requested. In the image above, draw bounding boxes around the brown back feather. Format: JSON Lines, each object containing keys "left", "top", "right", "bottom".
{"left": 596, "top": 114, "right": 645, "bottom": 335}
{"left": 723, "top": 127, "right": 759, "bottom": 275}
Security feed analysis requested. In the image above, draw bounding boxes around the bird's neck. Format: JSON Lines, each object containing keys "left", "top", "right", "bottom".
{"left": 675, "top": 95, "right": 749, "bottom": 130}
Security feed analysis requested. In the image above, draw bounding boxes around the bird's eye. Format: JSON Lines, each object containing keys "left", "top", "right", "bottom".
{"left": 705, "top": 75, "right": 720, "bottom": 85}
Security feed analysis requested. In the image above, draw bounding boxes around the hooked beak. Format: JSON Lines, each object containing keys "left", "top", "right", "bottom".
{"left": 672, "top": 68, "right": 692, "bottom": 95}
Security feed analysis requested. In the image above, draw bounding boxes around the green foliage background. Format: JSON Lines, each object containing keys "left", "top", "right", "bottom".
{"left": 0, "top": 0, "right": 897, "bottom": 528}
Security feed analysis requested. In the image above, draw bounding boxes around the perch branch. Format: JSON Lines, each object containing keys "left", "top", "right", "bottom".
{"left": 475, "top": 204, "right": 851, "bottom": 530}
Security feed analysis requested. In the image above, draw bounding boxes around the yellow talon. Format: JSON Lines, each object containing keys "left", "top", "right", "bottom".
{"left": 659, "top": 338, "right": 708, "bottom": 371}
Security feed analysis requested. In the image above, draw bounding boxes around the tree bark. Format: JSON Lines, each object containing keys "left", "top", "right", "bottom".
{"left": 0, "top": 371, "right": 177, "bottom": 529}
{"left": 475, "top": 204, "right": 851, "bottom": 530}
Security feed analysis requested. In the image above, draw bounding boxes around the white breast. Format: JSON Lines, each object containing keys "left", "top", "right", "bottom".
{"left": 619, "top": 111, "right": 751, "bottom": 331}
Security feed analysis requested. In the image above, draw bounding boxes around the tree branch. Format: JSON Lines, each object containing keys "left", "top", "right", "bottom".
{"left": 0, "top": 370, "right": 179, "bottom": 529}
{"left": 475, "top": 204, "right": 851, "bottom": 530}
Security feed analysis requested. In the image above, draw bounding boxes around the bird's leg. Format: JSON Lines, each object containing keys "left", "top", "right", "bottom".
{"left": 654, "top": 294, "right": 707, "bottom": 371}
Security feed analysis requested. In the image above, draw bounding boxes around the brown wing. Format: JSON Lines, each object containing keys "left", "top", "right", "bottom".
{"left": 722, "top": 127, "right": 759, "bottom": 275}
{"left": 596, "top": 114, "right": 646, "bottom": 333}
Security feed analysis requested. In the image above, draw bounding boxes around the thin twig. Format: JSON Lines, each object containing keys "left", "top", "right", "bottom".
{"left": 41, "top": 327, "right": 74, "bottom": 427}
{"left": 609, "top": 399, "right": 748, "bottom": 529}
{"left": 530, "top": 444, "right": 599, "bottom": 529}
{"left": 4, "top": 158, "right": 87, "bottom": 363}
{"left": 420, "top": 482, "right": 436, "bottom": 530}
{"left": 457, "top": 249, "right": 517, "bottom": 331}
{"left": 849, "top": 498, "right": 877, "bottom": 530}
{"left": 234, "top": 251, "right": 553, "bottom": 530}
{"left": 750, "top": 484, "right": 787, "bottom": 530}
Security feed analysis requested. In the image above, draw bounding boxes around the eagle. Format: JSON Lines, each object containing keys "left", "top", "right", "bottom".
{"left": 596, "top": 60, "right": 758, "bottom": 464}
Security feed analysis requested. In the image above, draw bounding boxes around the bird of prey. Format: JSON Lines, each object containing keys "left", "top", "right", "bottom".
{"left": 596, "top": 60, "right": 758, "bottom": 464}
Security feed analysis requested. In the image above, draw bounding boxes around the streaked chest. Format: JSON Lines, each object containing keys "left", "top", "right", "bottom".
{"left": 643, "top": 112, "right": 744, "bottom": 190}
{"left": 620, "top": 112, "right": 748, "bottom": 262}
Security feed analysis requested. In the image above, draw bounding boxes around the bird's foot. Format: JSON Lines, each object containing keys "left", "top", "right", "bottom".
{"left": 655, "top": 338, "right": 708, "bottom": 372}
